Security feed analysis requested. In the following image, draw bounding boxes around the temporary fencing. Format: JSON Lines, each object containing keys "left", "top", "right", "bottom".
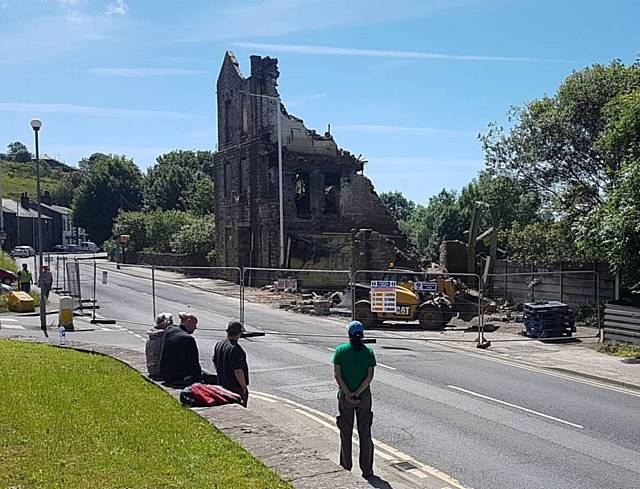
{"left": 484, "top": 269, "right": 605, "bottom": 341}
{"left": 78, "top": 263, "right": 244, "bottom": 328}
{"left": 241, "top": 267, "right": 351, "bottom": 328}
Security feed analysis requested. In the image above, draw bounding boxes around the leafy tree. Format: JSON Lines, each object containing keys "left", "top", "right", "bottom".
{"left": 576, "top": 90, "right": 640, "bottom": 290}
{"left": 78, "top": 153, "right": 110, "bottom": 171}
{"left": 72, "top": 154, "right": 143, "bottom": 244}
{"left": 481, "top": 60, "right": 640, "bottom": 216}
{"left": 172, "top": 215, "right": 215, "bottom": 256}
{"left": 379, "top": 191, "right": 416, "bottom": 222}
{"left": 184, "top": 177, "right": 215, "bottom": 216}
{"left": 7, "top": 141, "right": 31, "bottom": 163}
{"left": 407, "top": 190, "right": 465, "bottom": 259}
{"left": 457, "top": 171, "right": 543, "bottom": 230}
{"left": 143, "top": 150, "right": 215, "bottom": 213}
{"left": 52, "top": 171, "right": 85, "bottom": 207}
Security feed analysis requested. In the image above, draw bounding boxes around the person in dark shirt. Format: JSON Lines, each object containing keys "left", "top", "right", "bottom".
{"left": 159, "top": 312, "right": 202, "bottom": 385}
{"left": 213, "top": 320, "right": 249, "bottom": 406}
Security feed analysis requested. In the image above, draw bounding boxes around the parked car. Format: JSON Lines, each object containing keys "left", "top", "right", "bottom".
{"left": 10, "top": 246, "right": 35, "bottom": 258}
{"left": 53, "top": 244, "right": 67, "bottom": 252}
{"left": 0, "top": 268, "right": 18, "bottom": 285}
{"left": 79, "top": 241, "right": 99, "bottom": 253}
{"left": 65, "top": 244, "right": 79, "bottom": 253}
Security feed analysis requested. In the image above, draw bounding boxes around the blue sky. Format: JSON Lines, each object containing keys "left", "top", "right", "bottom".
{"left": 1, "top": 0, "right": 638, "bottom": 203}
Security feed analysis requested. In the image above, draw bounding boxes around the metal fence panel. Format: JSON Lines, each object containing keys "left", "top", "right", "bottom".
{"left": 604, "top": 302, "right": 640, "bottom": 345}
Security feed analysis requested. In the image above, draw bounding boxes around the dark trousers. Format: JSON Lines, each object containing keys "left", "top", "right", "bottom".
{"left": 337, "top": 394, "right": 374, "bottom": 475}
{"left": 19, "top": 283, "right": 30, "bottom": 293}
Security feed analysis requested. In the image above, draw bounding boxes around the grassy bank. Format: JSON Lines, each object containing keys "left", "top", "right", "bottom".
{"left": 0, "top": 340, "right": 292, "bottom": 489}
{"left": 597, "top": 342, "right": 640, "bottom": 359}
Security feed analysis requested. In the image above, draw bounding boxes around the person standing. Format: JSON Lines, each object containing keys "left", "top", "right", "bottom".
{"left": 159, "top": 312, "right": 202, "bottom": 385}
{"left": 39, "top": 265, "right": 53, "bottom": 301}
{"left": 332, "top": 320, "right": 377, "bottom": 478}
{"left": 213, "top": 320, "right": 249, "bottom": 406}
{"left": 17, "top": 263, "right": 33, "bottom": 293}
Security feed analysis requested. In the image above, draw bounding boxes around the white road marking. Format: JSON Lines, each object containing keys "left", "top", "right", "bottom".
{"left": 254, "top": 390, "right": 468, "bottom": 488}
{"left": 325, "top": 347, "right": 335, "bottom": 352}
{"left": 448, "top": 385, "right": 584, "bottom": 429}
{"left": 1, "top": 318, "right": 19, "bottom": 322}
{"left": 100, "top": 327, "right": 113, "bottom": 331}
{"left": 1, "top": 324, "right": 25, "bottom": 330}
{"left": 377, "top": 363, "right": 397, "bottom": 370}
{"left": 251, "top": 393, "right": 277, "bottom": 403}
{"left": 252, "top": 363, "right": 324, "bottom": 374}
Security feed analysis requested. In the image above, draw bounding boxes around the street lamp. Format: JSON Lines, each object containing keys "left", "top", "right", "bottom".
{"left": 30, "top": 118, "right": 47, "bottom": 336}
{"left": 241, "top": 91, "right": 285, "bottom": 268}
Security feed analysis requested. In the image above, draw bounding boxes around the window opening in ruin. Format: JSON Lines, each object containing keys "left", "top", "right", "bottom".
{"left": 240, "top": 159, "right": 249, "bottom": 200}
{"left": 224, "top": 100, "right": 232, "bottom": 143}
{"left": 324, "top": 173, "right": 340, "bottom": 215}
{"left": 224, "top": 163, "right": 232, "bottom": 198}
{"left": 295, "top": 171, "right": 311, "bottom": 218}
{"left": 241, "top": 93, "right": 248, "bottom": 134}
{"left": 268, "top": 166, "right": 277, "bottom": 198}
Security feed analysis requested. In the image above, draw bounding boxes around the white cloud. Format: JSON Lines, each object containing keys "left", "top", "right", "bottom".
{"left": 0, "top": 102, "right": 195, "bottom": 120}
{"left": 105, "top": 0, "right": 127, "bottom": 16}
{"left": 333, "top": 124, "right": 477, "bottom": 138}
{"left": 179, "top": 0, "right": 489, "bottom": 42}
{"left": 89, "top": 68, "right": 209, "bottom": 76}
{"left": 233, "top": 42, "right": 565, "bottom": 63}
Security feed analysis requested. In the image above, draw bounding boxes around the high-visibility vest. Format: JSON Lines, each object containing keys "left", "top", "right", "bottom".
{"left": 17, "top": 270, "right": 32, "bottom": 284}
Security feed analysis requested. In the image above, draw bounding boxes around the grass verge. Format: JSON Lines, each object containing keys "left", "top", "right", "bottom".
{"left": 597, "top": 342, "right": 640, "bottom": 358}
{"left": 0, "top": 340, "right": 292, "bottom": 489}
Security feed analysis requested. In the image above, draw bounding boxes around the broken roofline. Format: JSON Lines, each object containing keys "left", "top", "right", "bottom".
{"left": 218, "top": 50, "right": 364, "bottom": 159}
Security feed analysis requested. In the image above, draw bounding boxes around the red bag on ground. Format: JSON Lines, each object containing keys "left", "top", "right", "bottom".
{"left": 180, "top": 383, "right": 242, "bottom": 407}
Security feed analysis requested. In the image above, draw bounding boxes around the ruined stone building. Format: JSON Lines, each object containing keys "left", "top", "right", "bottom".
{"left": 214, "top": 52, "right": 414, "bottom": 272}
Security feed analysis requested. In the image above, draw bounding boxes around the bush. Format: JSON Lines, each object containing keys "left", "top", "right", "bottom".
{"left": 0, "top": 252, "right": 18, "bottom": 273}
{"left": 172, "top": 216, "right": 215, "bottom": 256}
{"left": 112, "top": 211, "right": 215, "bottom": 257}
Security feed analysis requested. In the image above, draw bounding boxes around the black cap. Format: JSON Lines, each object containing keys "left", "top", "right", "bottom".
{"left": 226, "top": 320, "right": 243, "bottom": 335}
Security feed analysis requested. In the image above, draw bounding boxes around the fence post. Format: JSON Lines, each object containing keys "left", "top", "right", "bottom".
{"left": 239, "top": 267, "right": 245, "bottom": 326}
{"left": 151, "top": 265, "right": 156, "bottom": 319}
{"left": 559, "top": 262, "right": 564, "bottom": 303}
{"left": 92, "top": 260, "right": 97, "bottom": 322}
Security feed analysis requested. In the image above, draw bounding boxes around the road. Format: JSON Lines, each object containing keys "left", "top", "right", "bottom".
{"left": 12, "top": 256, "right": 640, "bottom": 489}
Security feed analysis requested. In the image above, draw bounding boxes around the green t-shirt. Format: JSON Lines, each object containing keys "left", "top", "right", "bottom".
{"left": 332, "top": 342, "right": 376, "bottom": 397}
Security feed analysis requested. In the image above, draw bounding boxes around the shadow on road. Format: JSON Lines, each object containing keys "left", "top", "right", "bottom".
{"left": 364, "top": 474, "right": 394, "bottom": 489}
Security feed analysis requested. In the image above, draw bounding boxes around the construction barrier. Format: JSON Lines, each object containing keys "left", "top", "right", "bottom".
{"left": 58, "top": 295, "right": 74, "bottom": 330}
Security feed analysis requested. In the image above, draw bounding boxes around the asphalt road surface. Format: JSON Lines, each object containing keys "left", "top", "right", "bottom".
{"left": 17, "top": 257, "right": 640, "bottom": 489}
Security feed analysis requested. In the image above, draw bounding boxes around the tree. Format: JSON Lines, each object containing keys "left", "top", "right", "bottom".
{"left": 481, "top": 60, "right": 640, "bottom": 217}
{"left": 407, "top": 190, "right": 465, "bottom": 259}
{"left": 7, "top": 141, "right": 31, "bottom": 163}
{"left": 576, "top": 89, "right": 640, "bottom": 290}
{"left": 379, "top": 191, "right": 416, "bottom": 222}
{"left": 143, "top": 150, "right": 215, "bottom": 213}
{"left": 78, "top": 153, "right": 110, "bottom": 171}
{"left": 72, "top": 154, "right": 143, "bottom": 244}
{"left": 457, "top": 171, "right": 544, "bottom": 230}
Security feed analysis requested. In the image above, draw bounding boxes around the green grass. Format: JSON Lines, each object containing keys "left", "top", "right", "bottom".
{"left": 597, "top": 342, "right": 640, "bottom": 358}
{"left": 0, "top": 251, "right": 19, "bottom": 273}
{"left": 1, "top": 160, "right": 62, "bottom": 199}
{"left": 0, "top": 340, "right": 292, "bottom": 489}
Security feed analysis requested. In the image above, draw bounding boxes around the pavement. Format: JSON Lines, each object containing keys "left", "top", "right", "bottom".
{"left": 3, "top": 257, "right": 640, "bottom": 489}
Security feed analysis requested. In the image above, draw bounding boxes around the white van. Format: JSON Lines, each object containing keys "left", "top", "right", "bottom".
{"left": 78, "top": 241, "right": 99, "bottom": 253}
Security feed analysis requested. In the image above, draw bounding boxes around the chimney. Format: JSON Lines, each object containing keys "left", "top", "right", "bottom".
{"left": 20, "top": 192, "right": 30, "bottom": 210}
{"left": 41, "top": 191, "right": 52, "bottom": 206}
{"left": 250, "top": 55, "right": 262, "bottom": 76}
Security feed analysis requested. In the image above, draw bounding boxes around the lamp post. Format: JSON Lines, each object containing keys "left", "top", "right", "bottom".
{"left": 30, "top": 118, "right": 47, "bottom": 335}
{"left": 242, "top": 91, "right": 285, "bottom": 268}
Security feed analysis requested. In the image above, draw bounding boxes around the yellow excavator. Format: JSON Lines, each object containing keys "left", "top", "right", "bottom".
{"left": 353, "top": 268, "right": 479, "bottom": 330}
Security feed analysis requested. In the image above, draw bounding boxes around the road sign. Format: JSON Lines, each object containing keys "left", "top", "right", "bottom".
{"left": 414, "top": 281, "right": 438, "bottom": 292}
{"left": 120, "top": 234, "right": 130, "bottom": 244}
{"left": 276, "top": 278, "right": 297, "bottom": 291}
{"left": 370, "top": 280, "right": 396, "bottom": 313}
